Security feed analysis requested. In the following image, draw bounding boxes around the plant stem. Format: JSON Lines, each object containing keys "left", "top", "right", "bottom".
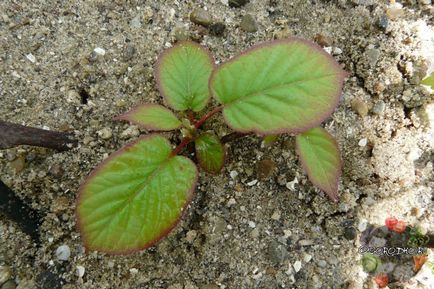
{"left": 170, "top": 137, "right": 192, "bottom": 156}
{"left": 194, "top": 106, "right": 223, "bottom": 129}
{"left": 171, "top": 106, "right": 223, "bottom": 156}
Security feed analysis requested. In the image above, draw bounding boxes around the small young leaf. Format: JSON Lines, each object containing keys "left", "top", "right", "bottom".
{"left": 420, "top": 72, "right": 434, "bottom": 89}
{"left": 155, "top": 41, "right": 214, "bottom": 112}
{"left": 77, "top": 135, "right": 198, "bottom": 254}
{"left": 210, "top": 38, "right": 346, "bottom": 134}
{"left": 295, "top": 127, "right": 341, "bottom": 202}
{"left": 115, "top": 104, "right": 181, "bottom": 131}
{"left": 195, "top": 133, "right": 224, "bottom": 174}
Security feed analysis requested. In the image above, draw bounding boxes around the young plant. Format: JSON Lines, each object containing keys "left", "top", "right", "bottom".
{"left": 76, "top": 38, "right": 346, "bottom": 254}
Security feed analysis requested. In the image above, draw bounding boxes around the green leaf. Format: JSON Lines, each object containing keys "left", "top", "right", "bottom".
{"left": 195, "top": 133, "right": 224, "bottom": 174}
{"left": 421, "top": 72, "right": 434, "bottom": 89}
{"left": 77, "top": 135, "right": 198, "bottom": 254}
{"left": 210, "top": 38, "right": 346, "bottom": 134}
{"left": 115, "top": 104, "right": 181, "bottom": 131}
{"left": 155, "top": 41, "right": 214, "bottom": 112}
{"left": 295, "top": 127, "right": 341, "bottom": 202}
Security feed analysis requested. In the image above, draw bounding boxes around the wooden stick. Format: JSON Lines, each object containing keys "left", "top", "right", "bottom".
{"left": 0, "top": 120, "right": 77, "bottom": 151}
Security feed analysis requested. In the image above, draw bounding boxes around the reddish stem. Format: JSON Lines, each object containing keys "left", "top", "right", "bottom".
{"left": 171, "top": 106, "right": 223, "bottom": 156}
{"left": 194, "top": 106, "right": 223, "bottom": 129}
{"left": 170, "top": 137, "right": 192, "bottom": 157}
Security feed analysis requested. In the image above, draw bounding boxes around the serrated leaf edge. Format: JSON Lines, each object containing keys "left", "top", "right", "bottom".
{"left": 155, "top": 41, "right": 216, "bottom": 112}
{"left": 76, "top": 134, "right": 199, "bottom": 255}
{"left": 209, "top": 37, "right": 348, "bottom": 135}
{"left": 114, "top": 103, "right": 182, "bottom": 131}
{"left": 295, "top": 127, "right": 342, "bottom": 202}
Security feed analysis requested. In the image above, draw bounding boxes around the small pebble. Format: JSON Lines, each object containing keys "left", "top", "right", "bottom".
{"left": 123, "top": 45, "right": 136, "bottom": 61}
{"left": 317, "top": 260, "right": 327, "bottom": 268}
{"left": 49, "top": 164, "right": 64, "bottom": 178}
{"left": 299, "top": 239, "right": 314, "bottom": 246}
{"left": 130, "top": 15, "right": 142, "bottom": 28}
{"left": 1, "top": 280, "right": 16, "bottom": 289}
{"left": 386, "top": 3, "right": 404, "bottom": 20}
{"left": 358, "top": 138, "right": 368, "bottom": 147}
{"left": 120, "top": 126, "right": 139, "bottom": 139}
{"left": 97, "top": 128, "right": 112, "bottom": 140}
{"left": 26, "top": 53, "right": 36, "bottom": 63}
{"left": 247, "top": 179, "right": 258, "bottom": 186}
{"left": 248, "top": 221, "right": 256, "bottom": 228}
{"left": 185, "top": 230, "right": 197, "bottom": 243}
{"left": 240, "top": 14, "right": 258, "bottom": 32}
{"left": 209, "top": 23, "right": 225, "bottom": 37}
{"left": 190, "top": 8, "right": 212, "bottom": 27}
{"left": 372, "top": 101, "right": 385, "bottom": 115}
{"left": 358, "top": 219, "right": 368, "bottom": 232}
{"left": 378, "top": 15, "right": 389, "bottom": 29}
{"left": 267, "top": 240, "right": 288, "bottom": 264}
{"left": 229, "top": 0, "right": 250, "bottom": 7}
{"left": 93, "top": 47, "right": 106, "bottom": 56}
{"left": 365, "top": 48, "right": 380, "bottom": 66}
{"left": 230, "top": 170, "right": 238, "bottom": 179}
{"left": 333, "top": 47, "right": 342, "bottom": 55}
{"left": 303, "top": 253, "right": 312, "bottom": 263}
{"left": 0, "top": 266, "right": 12, "bottom": 285}
{"left": 343, "top": 227, "right": 357, "bottom": 240}
{"left": 314, "top": 34, "right": 333, "bottom": 47}
{"left": 285, "top": 178, "right": 298, "bottom": 191}
{"left": 351, "top": 99, "right": 368, "bottom": 117}
{"left": 76, "top": 266, "right": 85, "bottom": 278}
{"left": 173, "top": 26, "right": 189, "bottom": 41}
{"left": 227, "top": 198, "right": 236, "bottom": 206}
{"left": 293, "top": 261, "right": 302, "bottom": 273}
{"left": 10, "top": 156, "right": 25, "bottom": 174}
{"left": 55, "top": 245, "right": 71, "bottom": 261}
{"left": 271, "top": 210, "right": 281, "bottom": 221}
{"left": 129, "top": 268, "right": 138, "bottom": 274}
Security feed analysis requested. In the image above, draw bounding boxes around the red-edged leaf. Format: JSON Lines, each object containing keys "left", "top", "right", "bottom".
{"left": 115, "top": 104, "right": 181, "bottom": 131}
{"left": 295, "top": 127, "right": 341, "bottom": 202}
{"left": 76, "top": 135, "right": 198, "bottom": 254}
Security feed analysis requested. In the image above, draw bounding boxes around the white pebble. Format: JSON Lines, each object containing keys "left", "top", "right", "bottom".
{"left": 227, "top": 198, "right": 236, "bottom": 206}
{"left": 358, "top": 138, "right": 368, "bottom": 147}
{"left": 248, "top": 221, "right": 256, "bottom": 228}
{"left": 323, "top": 47, "right": 332, "bottom": 54}
{"left": 358, "top": 219, "right": 368, "bottom": 232}
{"left": 26, "top": 53, "right": 36, "bottom": 63}
{"left": 76, "top": 265, "right": 85, "bottom": 278}
{"left": 55, "top": 245, "right": 71, "bottom": 261}
{"left": 293, "top": 260, "right": 302, "bottom": 272}
{"left": 286, "top": 178, "right": 298, "bottom": 191}
{"left": 247, "top": 179, "right": 258, "bottom": 186}
{"left": 230, "top": 170, "right": 238, "bottom": 179}
{"left": 93, "top": 47, "right": 106, "bottom": 56}
{"left": 303, "top": 253, "right": 313, "bottom": 263}
{"left": 129, "top": 268, "right": 139, "bottom": 274}
{"left": 333, "top": 47, "right": 343, "bottom": 55}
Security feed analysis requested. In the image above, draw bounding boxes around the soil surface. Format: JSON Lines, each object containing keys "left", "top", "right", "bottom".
{"left": 0, "top": 0, "right": 433, "bottom": 289}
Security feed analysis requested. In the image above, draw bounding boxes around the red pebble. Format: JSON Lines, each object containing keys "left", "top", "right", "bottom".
{"left": 374, "top": 274, "right": 389, "bottom": 288}
{"left": 385, "top": 217, "right": 398, "bottom": 230}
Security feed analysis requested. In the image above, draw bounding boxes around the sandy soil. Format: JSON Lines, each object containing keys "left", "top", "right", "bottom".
{"left": 0, "top": 0, "right": 433, "bottom": 288}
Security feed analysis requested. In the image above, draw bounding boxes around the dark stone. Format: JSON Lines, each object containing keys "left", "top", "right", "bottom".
{"left": 240, "top": 14, "right": 258, "bottom": 32}
{"left": 209, "top": 23, "right": 225, "bottom": 37}
{"left": 378, "top": 15, "right": 388, "bottom": 29}
{"left": 122, "top": 44, "right": 136, "bottom": 61}
{"left": 229, "top": 0, "right": 250, "bottom": 8}
{"left": 36, "top": 271, "right": 63, "bottom": 289}
{"left": 343, "top": 227, "right": 357, "bottom": 240}
{"left": 190, "top": 8, "right": 212, "bottom": 27}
